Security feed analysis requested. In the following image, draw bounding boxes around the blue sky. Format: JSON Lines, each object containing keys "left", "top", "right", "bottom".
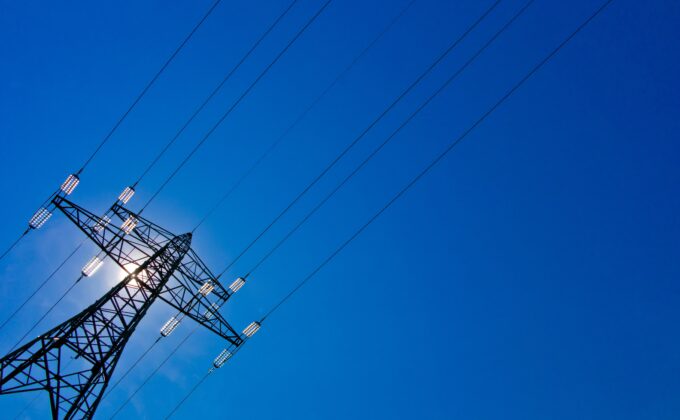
{"left": 1, "top": 0, "right": 679, "bottom": 418}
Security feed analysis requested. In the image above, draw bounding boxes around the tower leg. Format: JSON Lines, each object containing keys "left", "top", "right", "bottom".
{"left": 0, "top": 233, "right": 191, "bottom": 419}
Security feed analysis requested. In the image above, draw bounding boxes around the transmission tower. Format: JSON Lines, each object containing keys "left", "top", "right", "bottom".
{"left": 0, "top": 195, "right": 243, "bottom": 419}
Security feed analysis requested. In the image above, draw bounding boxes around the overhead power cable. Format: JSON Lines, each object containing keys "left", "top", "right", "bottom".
{"left": 103, "top": 3, "right": 332, "bottom": 406}
{"left": 106, "top": 0, "right": 503, "bottom": 413}
{"left": 261, "top": 0, "right": 616, "bottom": 322}
{"left": 131, "top": 0, "right": 300, "bottom": 188}
{"left": 101, "top": 0, "right": 417, "bottom": 407}
{"left": 13, "top": 392, "right": 40, "bottom": 420}
{"left": 244, "top": 0, "right": 535, "bottom": 279}
{"left": 104, "top": 1, "right": 332, "bottom": 413}
{"left": 164, "top": 370, "right": 211, "bottom": 419}
{"left": 0, "top": 0, "right": 298, "bottom": 340}
{"left": 8, "top": 277, "right": 80, "bottom": 353}
{"left": 108, "top": 325, "right": 201, "bottom": 419}
{"left": 0, "top": 241, "right": 84, "bottom": 336}
{"left": 166, "top": 0, "right": 616, "bottom": 415}
{"left": 191, "top": 0, "right": 418, "bottom": 233}
{"left": 0, "top": 230, "right": 29, "bottom": 265}
{"left": 138, "top": 0, "right": 333, "bottom": 213}
{"left": 105, "top": 0, "right": 500, "bottom": 409}
{"left": 214, "top": 0, "right": 503, "bottom": 279}
{"left": 102, "top": 337, "right": 161, "bottom": 399}
{"left": 77, "top": 0, "right": 224, "bottom": 175}
{"left": 0, "top": 1, "right": 219, "bottom": 263}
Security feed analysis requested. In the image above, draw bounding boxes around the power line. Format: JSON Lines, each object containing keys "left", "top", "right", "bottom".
{"left": 77, "top": 0, "right": 223, "bottom": 176}
{"left": 8, "top": 276, "right": 80, "bottom": 353}
{"left": 214, "top": 0, "right": 503, "bottom": 279}
{"left": 13, "top": 392, "right": 40, "bottom": 419}
{"left": 107, "top": 8, "right": 334, "bottom": 414}
{"left": 0, "top": 229, "right": 29, "bottom": 265}
{"left": 0, "top": 1, "right": 299, "bottom": 339}
{"left": 169, "top": 4, "right": 608, "bottom": 410}
{"left": 103, "top": 0, "right": 503, "bottom": 411}
{"left": 0, "top": 241, "right": 84, "bottom": 335}
{"left": 0, "top": 0, "right": 219, "bottom": 269}
{"left": 99, "top": 1, "right": 418, "bottom": 405}
{"left": 191, "top": 0, "right": 418, "bottom": 233}
{"left": 138, "top": 0, "right": 333, "bottom": 213}
{"left": 164, "top": 370, "right": 211, "bottom": 419}
{"left": 108, "top": 325, "right": 200, "bottom": 419}
{"left": 8, "top": 0, "right": 616, "bottom": 415}
{"left": 70, "top": 4, "right": 335, "bottom": 396}
{"left": 102, "top": 337, "right": 161, "bottom": 400}
{"left": 245, "top": 0, "right": 535, "bottom": 279}
{"left": 261, "top": 0, "right": 616, "bottom": 323}
{"left": 104, "top": 0, "right": 501, "bottom": 408}
{"left": 132, "top": 0, "right": 300, "bottom": 188}
{"left": 1, "top": 4, "right": 323, "bottom": 406}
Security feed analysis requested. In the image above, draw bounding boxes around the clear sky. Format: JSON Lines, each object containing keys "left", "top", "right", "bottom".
{"left": 1, "top": 0, "right": 679, "bottom": 419}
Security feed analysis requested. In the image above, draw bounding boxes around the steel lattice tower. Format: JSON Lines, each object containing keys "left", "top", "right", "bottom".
{"left": 0, "top": 196, "right": 243, "bottom": 419}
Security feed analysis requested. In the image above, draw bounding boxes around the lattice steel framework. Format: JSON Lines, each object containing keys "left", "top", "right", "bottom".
{"left": 55, "top": 196, "right": 241, "bottom": 343}
{"left": 0, "top": 196, "right": 243, "bottom": 419}
{"left": 0, "top": 234, "right": 190, "bottom": 418}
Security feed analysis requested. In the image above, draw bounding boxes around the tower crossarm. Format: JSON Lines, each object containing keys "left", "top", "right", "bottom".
{"left": 55, "top": 197, "right": 241, "bottom": 344}
{"left": 160, "top": 254, "right": 243, "bottom": 344}
{"left": 109, "top": 205, "right": 231, "bottom": 299}
{"left": 52, "top": 196, "right": 156, "bottom": 272}
{"left": 109, "top": 204, "right": 242, "bottom": 344}
{"left": 110, "top": 203, "right": 176, "bottom": 250}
